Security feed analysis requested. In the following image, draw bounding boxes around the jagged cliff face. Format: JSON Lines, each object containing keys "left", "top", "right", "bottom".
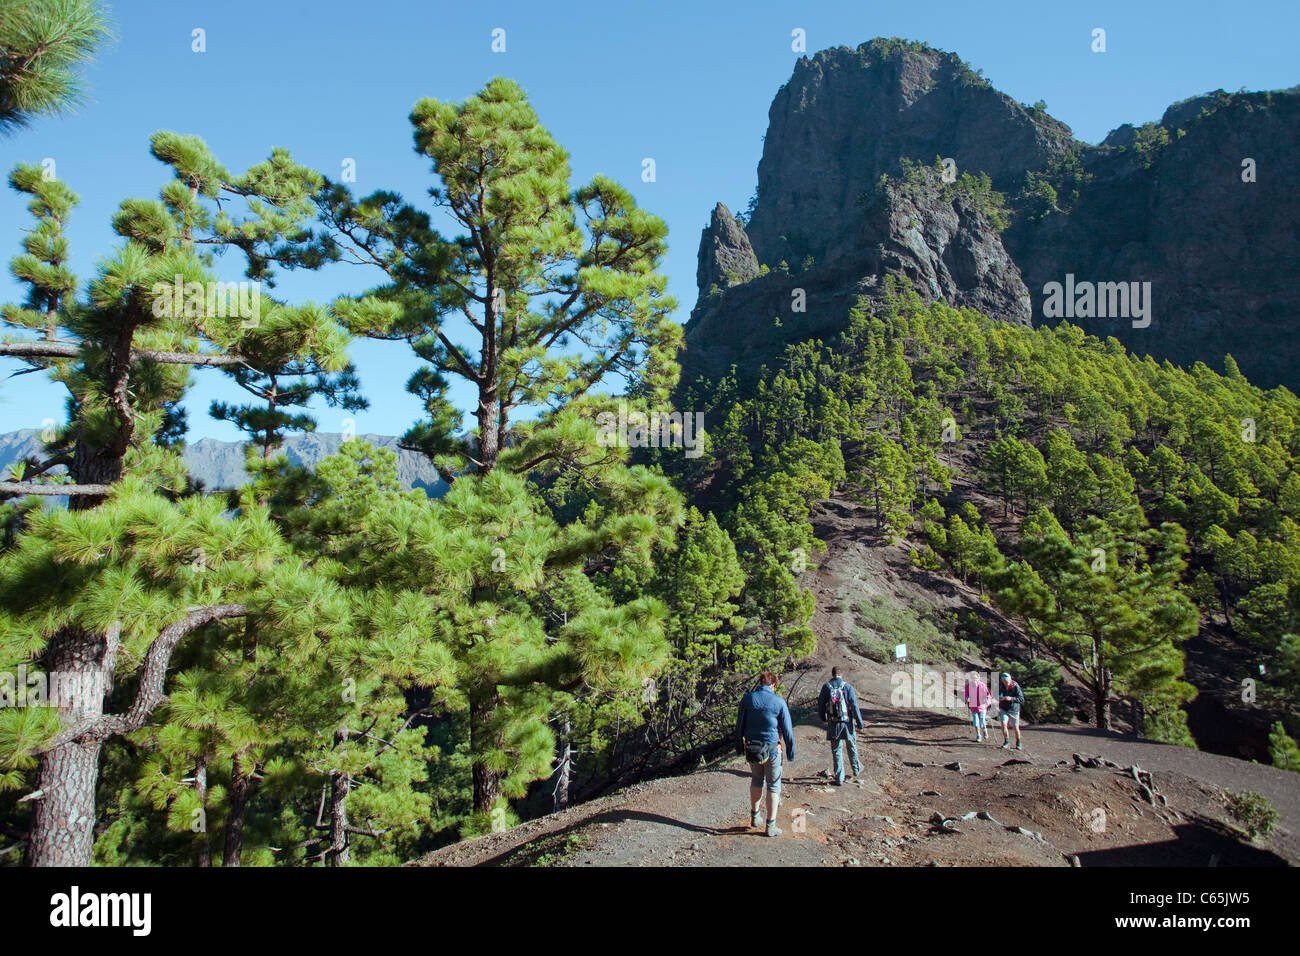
{"left": 685, "top": 171, "right": 1031, "bottom": 380}
{"left": 1006, "top": 88, "right": 1300, "bottom": 390}
{"left": 743, "top": 43, "right": 1071, "bottom": 270}
{"left": 685, "top": 39, "right": 1300, "bottom": 391}
{"left": 684, "top": 41, "right": 1054, "bottom": 381}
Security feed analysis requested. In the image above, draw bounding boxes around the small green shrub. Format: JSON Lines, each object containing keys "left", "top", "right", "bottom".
{"left": 854, "top": 595, "right": 975, "bottom": 664}
{"left": 1140, "top": 693, "right": 1197, "bottom": 748}
{"left": 1268, "top": 721, "right": 1300, "bottom": 773}
{"left": 911, "top": 546, "right": 942, "bottom": 571}
{"left": 1227, "top": 791, "right": 1278, "bottom": 840}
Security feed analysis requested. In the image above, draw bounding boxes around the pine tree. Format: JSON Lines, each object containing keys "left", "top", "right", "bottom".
{"left": 854, "top": 432, "right": 912, "bottom": 532}
{"left": 1268, "top": 721, "right": 1300, "bottom": 773}
{"left": 305, "top": 79, "right": 688, "bottom": 816}
{"left": 0, "top": 0, "right": 112, "bottom": 133}
{"left": 994, "top": 509, "right": 1199, "bottom": 731}
{"left": 318, "top": 76, "right": 681, "bottom": 481}
{"left": 0, "top": 134, "right": 351, "bottom": 865}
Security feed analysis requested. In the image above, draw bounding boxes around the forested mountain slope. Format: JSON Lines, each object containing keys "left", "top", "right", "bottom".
{"left": 664, "top": 284, "right": 1300, "bottom": 769}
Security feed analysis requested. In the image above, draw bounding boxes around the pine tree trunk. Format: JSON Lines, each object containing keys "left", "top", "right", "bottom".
{"left": 1093, "top": 686, "right": 1108, "bottom": 730}
{"left": 27, "top": 625, "right": 120, "bottom": 867}
{"left": 67, "top": 437, "right": 122, "bottom": 510}
{"left": 223, "top": 751, "right": 253, "bottom": 867}
{"left": 327, "top": 769, "right": 351, "bottom": 866}
{"left": 551, "top": 717, "right": 571, "bottom": 813}
{"left": 195, "top": 755, "right": 211, "bottom": 867}
{"left": 470, "top": 691, "right": 502, "bottom": 813}
{"left": 476, "top": 394, "right": 500, "bottom": 472}
{"left": 28, "top": 736, "right": 103, "bottom": 867}
{"left": 1093, "top": 671, "right": 1111, "bottom": 731}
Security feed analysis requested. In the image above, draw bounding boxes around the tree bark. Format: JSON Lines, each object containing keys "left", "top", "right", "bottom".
{"left": 0, "top": 481, "right": 114, "bottom": 497}
{"left": 470, "top": 691, "right": 502, "bottom": 814}
{"left": 327, "top": 767, "right": 351, "bottom": 867}
{"left": 27, "top": 606, "right": 245, "bottom": 867}
{"left": 0, "top": 341, "right": 245, "bottom": 366}
{"left": 222, "top": 751, "right": 254, "bottom": 867}
{"left": 476, "top": 393, "right": 500, "bottom": 472}
{"left": 26, "top": 624, "right": 121, "bottom": 867}
{"left": 195, "top": 755, "right": 211, "bottom": 867}
{"left": 551, "top": 716, "right": 571, "bottom": 813}
{"left": 1093, "top": 671, "right": 1111, "bottom": 730}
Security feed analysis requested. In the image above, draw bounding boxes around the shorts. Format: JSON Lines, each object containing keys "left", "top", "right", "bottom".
{"left": 1000, "top": 708, "right": 1020, "bottom": 726}
{"left": 748, "top": 745, "right": 783, "bottom": 794}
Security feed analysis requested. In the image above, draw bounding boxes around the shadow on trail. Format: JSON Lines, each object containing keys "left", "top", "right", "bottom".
{"left": 855, "top": 704, "right": 970, "bottom": 749}
{"left": 481, "top": 809, "right": 751, "bottom": 866}
{"left": 1076, "top": 817, "right": 1289, "bottom": 867}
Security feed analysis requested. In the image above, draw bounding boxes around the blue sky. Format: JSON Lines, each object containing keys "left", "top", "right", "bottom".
{"left": 2, "top": 0, "right": 1297, "bottom": 441}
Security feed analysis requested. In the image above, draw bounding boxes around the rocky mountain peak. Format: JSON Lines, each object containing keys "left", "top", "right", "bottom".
{"left": 743, "top": 39, "right": 1072, "bottom": 271}
{"left": 683, "top": 38, "right": 1300, "bottom": 391}
{"left": 696, "top": 202, "right": 760, "bottom": 294}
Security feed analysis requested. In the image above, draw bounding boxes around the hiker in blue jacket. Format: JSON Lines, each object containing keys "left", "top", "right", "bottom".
{"left": 818, "top": 667, "right": 865, "bottom": 785}
{"left": 997, "top": 671, "right": 1026, "bottom": 750}
{"left": 736, "top": 671, "right": 795, "bottom": 837}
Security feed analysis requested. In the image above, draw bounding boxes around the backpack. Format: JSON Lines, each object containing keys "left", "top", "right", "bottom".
{"left": 826, "top": 680, "right": 850, "bottom": 723}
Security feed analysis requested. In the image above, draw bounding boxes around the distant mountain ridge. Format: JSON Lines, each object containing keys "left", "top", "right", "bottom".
{"left": 0, "top": 429, "right": 447, "bottom": 496}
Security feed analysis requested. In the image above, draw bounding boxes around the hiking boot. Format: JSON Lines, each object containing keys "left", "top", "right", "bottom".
{"left": 1016, "top": 740, "right": 1023, "bottom": 751}
{"left": 1001, "top": 740, "right": 1010, "bottom": 749}
{"left": 766, "top": 820, "right": 782, "bottom": 837}
{"left": 751, "top": 810, "right": 762, "bottom": 829}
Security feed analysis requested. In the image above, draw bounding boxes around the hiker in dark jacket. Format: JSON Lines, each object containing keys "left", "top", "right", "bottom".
{"left": 736, "top": 671, "right": 796, "bottom": 837}
{"left": 818, "top": 667, "right": 865, "bottom": 785}
{"left": 997, "top": 671, "right": 1026, "bottom": 750}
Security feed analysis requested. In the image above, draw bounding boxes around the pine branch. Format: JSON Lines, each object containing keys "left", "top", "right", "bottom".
{"left": 0, "top": 341, "right": 247, "bottom": 366}
{"left": 37, "top": 605, "right": 248, "bottom": 749}
{"left": 22, "top": 453, "right": 73, "bottom": 478}
{"left": 0, "top": 480, "right": 111, "bottom": 496}
{"left": 342, "top": 823, "right": 388, "bottom": 838}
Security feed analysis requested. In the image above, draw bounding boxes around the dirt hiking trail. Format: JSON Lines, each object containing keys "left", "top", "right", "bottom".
{"left": 419, "top": 651, "right": 1298, "bottom": 867}
{"left": 418, "top": 499, "right": 1298, "bottom": 868}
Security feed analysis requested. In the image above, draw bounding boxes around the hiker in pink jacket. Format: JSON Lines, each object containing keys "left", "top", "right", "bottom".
{"left": 964, "top": 675, "right": 990, "bottom": 742}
